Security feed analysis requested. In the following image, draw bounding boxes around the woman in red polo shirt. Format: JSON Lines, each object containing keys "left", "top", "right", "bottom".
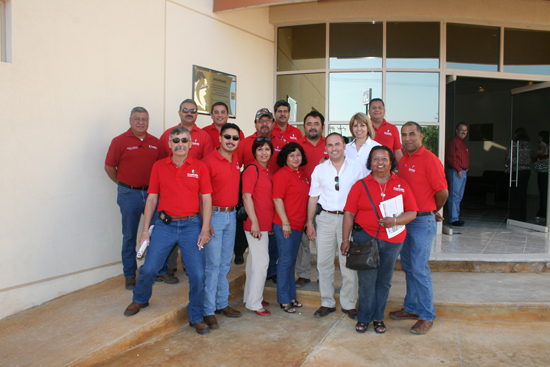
{"left": 272, "top": 142, "right": 310, "bottom": 313}
{"left": 341, "top": 146, "right": 418, "bottom": 334}
{"left": 242, "top": 138, "right": 275, "bottom": 316}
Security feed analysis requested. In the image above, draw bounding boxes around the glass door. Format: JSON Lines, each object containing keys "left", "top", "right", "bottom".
{"left": 509, "top": 82, "right": 550, "bottom": 232}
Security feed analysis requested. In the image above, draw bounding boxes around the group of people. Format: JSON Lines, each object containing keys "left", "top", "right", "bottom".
{"left": 105, "top": 97, "right": 449, "bottom": 336}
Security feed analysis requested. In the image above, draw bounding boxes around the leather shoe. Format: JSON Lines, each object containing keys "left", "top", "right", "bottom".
{"left": 411, "top": 320, "right": 434, "bottom": 334}
{"left": 203, "top": 315, "right": 219, "bottom": 329}
{"left": 267, "top": 275, "right": 277, "bottom": 284}
{"left": 314, "top": 306, "right": 336, "bottom": 318}
{"left": 124, "top": 302, "right": 149, "bottom": 317}
{"left": 342, "top": 308, "right": 357, "bottom": 320}
{"left": 214, "top": 306, "right": 242, "bottom": 318}
{"left": 295, "top": 277, "right": 311, "bottom": 288}
{"left": 155, "top": 274, "right": 179, "bottom": 284}
{"left": 189, "top": 321, "right": 210, "bottom": 335}
{"left": 167, "top": 267, "right": 176, "bottom": 276}
{"left": 451, "top": 220, "right": 465, "bottom": 226}
{"left": 125, "top": 277, "right": 135, "bottom": 290}
{"left": 234, "top": 255, "right": 244, "bottom": 265}
{"left": 389, "top": 308, "right": 419, "bottom": 320}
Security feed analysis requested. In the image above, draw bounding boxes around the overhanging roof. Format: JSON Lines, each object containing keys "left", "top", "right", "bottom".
{"left": 214, "top": 0, "right": 317, "bottom": 13}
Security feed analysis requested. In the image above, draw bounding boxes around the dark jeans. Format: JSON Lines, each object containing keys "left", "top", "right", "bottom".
{"left": 267, "top": 233, "right": 278, "bottom": 278}
{"left": 354, "top": 228, "right": 403, "bottom": 323}
{"left": 234, "top": 220, "right": 248, "bottom": 257}
{"left": 510, "top": 170, "right": 531, "bottom": 221}
{"left": 537, "top": 172, "right": 548, "bottom": 218}
{"left": 273, "top": 223, "right": 302, "bottom": 304}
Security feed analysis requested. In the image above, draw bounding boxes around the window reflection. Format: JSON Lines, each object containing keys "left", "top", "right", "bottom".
{"left": 447, "top": 24, "right": 499, "bottom": 71}
{"left": 278, "top": 24, "right": 326, "bottom": 72}
{"left": 504, "top": 28, "right": 550, "bottom": 75}
{"left": 386, "top": 22, "right": 440, "bottom": 69}
{"left": 329, "top": 23, "right": 382, "bottom": 69}
{"left": 329, "top": 72, "right": 382, "bottom": 121}
{"left": 386, "top": 72, "right": 439, "bottom": 122}
{"left": 277, "top": 73, "right": 326, "bottom": 122}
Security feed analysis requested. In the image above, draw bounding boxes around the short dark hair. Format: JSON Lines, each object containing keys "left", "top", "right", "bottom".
{"left": 366, "top": 145, "right": 397, "bottom": 171}
{"left": 403, "top": 121, "right": 422, "bottom": 134}
{"left": 220, "top": 123, "right": 241, "bottom": 136}
{"left": 179, "top": 99, "right": 197, "bottom": 111}
{"left": 369, "top": 98, "right": 385, "bottom": 107}
{"left": 251, "top": 137, "right": 274, "bottom": 159}
{"left": 211, "top": 101, "right": 228, "bottom": 114}
{"left": 456, "top": 122, "right": 467, "bottom": 130}
{"left": 274, "top": 100, "right": 290, "bottom": 113}
{"left": 169, "top": 125, "right": 191, "bottom": 139}
{"left": 130, "top": 106, "right": 148, "bottom": 119}
{"left": 277, "top": 142, "right": 308, "bottom": 168}
{"left": 325, "top": 132, "right": 345, "bottom": 145}
{"left": 304, "top": 111, "right": 325, "bottom": 126}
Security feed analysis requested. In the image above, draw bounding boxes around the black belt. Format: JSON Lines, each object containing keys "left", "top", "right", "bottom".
{"left": 322, "top": 209, "right": 344, "bottom": 215}
{"left": 417, "top": 211, "right": 435, "bottom": 216}
{"left": 212, "top": 206, "right": 235, "bottom": 213}
{"left": 118, "top": 182, "right": 148, "bottom": 191}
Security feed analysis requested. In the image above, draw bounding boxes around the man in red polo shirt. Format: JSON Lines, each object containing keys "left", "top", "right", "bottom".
{"left": 393, "top": 121, "right": 448, "bottom": 335}
{"left": 201, "top": 123, "right": 243, "bottom": 329}
{"left": 202, "top": 102, "right": 244, "bottom": 150}
{"left": 369, "top": 98, "right": 403, "bottom": 162}
{"left": 295, "top": 111, "right": 328, "bottom": 288}
{"left": 273, "top": 100, "right": 303, "bottom": 144}
{"left": 105, "top": 107, "right": 177, "bottom": 290}
{"left": 123, "top": 125, "right": 213, "bottom": 336}
{"left": 159, "top": 99, "right": 214, "bottom": 160}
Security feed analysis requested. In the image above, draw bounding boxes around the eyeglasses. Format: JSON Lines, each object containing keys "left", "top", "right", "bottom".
{"left": 181, "top": 108, "right": 197, "bottom": 114}
{"left": 335, "top": 176, "right": 339, "bottom": 191}
{"left": 171, "top": 137, "right": 189, "bottom": 144}
{"left": 223, "top": 134, "right": 240, "bottom": 141}
{"left": 256, "top": 137, "right": 271, "bottom": 142}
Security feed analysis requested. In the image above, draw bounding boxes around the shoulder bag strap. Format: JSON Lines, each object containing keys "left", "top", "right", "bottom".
{"left": 360, "top": 179, "right": 380, "bottom": 238}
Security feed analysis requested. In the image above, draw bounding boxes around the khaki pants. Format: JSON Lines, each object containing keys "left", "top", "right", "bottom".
{"left": 315, "top": 211, "right": 358, "bottom": 309}
{"left": 243, "top": 231, "right": 269, "bottom": 311}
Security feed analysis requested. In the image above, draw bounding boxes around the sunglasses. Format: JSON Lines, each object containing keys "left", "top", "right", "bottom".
{"left": 256, "top": 137, "right": 271, "bottom": 142}
{"left": 171, "top": 137, "right": 189, "bottom": 144}
{"left": 335, "top": 176, "right": 340, "bottom": 191}
{"left": 223, "top": 134, "right": 240, "bottom": 141}
{"left": 181, "top": 108, "right": 197, "bottom": 114}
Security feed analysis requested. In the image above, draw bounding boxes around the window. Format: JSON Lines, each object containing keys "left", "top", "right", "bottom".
{"left": 277, "top": 73, "right": 326, "bottom": 122}
{"left": 387, "top": 22, "right": 440, "bottom": 69}
{"left": 329, "top": 72, "right": 381, "bottom": 121}
{"left": 329, "top": 22, "right": 382, "bottom": 69}
{"left": 504, "top": 28, "right": 550, "bottom": 75}
{"left": 277, "top": 24, "right": 326, "bottom": 72}
{"left": 386, "top": 72, "right": 439, "bottom": 123}
{"left": 446, "top": 24, "right": 499, "bottom": 71}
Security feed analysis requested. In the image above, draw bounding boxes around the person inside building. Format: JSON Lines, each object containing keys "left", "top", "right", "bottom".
{"left": 445, "top": 122, "right": 469, "bottom": 226}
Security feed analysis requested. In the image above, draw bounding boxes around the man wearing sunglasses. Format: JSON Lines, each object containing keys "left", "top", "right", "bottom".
{"left": 159, "top": 99, "right": 214, "bottom": 160}
{"left": 203, "top": 102, "right": 244, "bottom": 150}
{"left": 306, "top": 132, "right": 367, "bottom": 320}
{"left": 124, "top": 125, "right": 214, "bottom": 336}
{"left": 201, "top": 123, "right": 243, "bottom": 329}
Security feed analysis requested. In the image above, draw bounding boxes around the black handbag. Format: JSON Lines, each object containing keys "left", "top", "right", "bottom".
{"left": 346, "top": 179, "right": 381, "bottom": 270}
{"left": 236, "top": 164, "right": 259, "bottom": 221}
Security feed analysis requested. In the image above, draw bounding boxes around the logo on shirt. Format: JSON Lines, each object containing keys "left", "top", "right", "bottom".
{"left": 275, "top": 146, "right": 281, "bottom": 152}
{"left": 126, "top": 146, "right": 140, "bottom": 150}
{"left": 384, "top": 130, "right": 392, "bottom": 136}
{"left": 393, "top": 185, "right": 405, "bottom": 193}
{"left": 192, "top": 139, "right": 200, "bottom": 146}
{"left": 408, "top": 165, "right": 416, "bottom": 173}
{"left": 149, "top": 145, "right": 158, "bottom": 149}
{"left": 187, "top": 169, "right": 199, "bottom": 178}
{"left": 289, "top": 134, "right": 298, "bottom": 141}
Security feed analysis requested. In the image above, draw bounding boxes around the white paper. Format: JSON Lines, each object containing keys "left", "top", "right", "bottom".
{"left": 136, "top": 225, "right": 155, "bottom": 259}
{"left": 379, "top": 194, "right": 405, "bottom": 239}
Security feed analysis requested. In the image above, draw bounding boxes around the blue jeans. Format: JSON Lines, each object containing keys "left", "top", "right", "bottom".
{"left": 446, "top": 168, "right": 467, "bottom": 223}
{"left": 354, "top": 229, "right": 403, "bottom": 323}
{"left": 273, "top": 223, "right": 302, "bottom": 304}
{"left": 267, "top": 233, "right": 278, "bottom": 278}
{"left": 204, "top": 211, "right": 237, "bottom": 315}
{"left": 133, "top": 217, "right": 205, "bottom": 323}
{"left": 400, "top": 215, "right": 437, "bottom": 321}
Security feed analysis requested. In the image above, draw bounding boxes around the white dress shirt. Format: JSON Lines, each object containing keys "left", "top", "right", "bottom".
{"left": 345, "top": 137, "right": 380, "bottom": 171}
{"left": 309, "top": 156, "right": 367, "bottom": 212}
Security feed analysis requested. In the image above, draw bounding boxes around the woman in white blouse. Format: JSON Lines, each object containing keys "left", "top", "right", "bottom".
{"left": 345, "top": 112, "right": 381, "bottom": 169}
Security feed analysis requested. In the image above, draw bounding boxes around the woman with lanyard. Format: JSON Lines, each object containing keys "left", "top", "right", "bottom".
{"left": 345, "top": 112, "right": 381, "bottom": 167}
{"left": 242, "top": 138, "right": 275, "bottom": 316}
{"left": 341, "top": 146, "right": 418, "bottom": 334}
{"left": 272, "top": 142, "right": 310, "bottom": 313}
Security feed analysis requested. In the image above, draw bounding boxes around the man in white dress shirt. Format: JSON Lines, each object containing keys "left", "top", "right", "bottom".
{"left": 306, "top": 132, "right": 368, "bottom": 319}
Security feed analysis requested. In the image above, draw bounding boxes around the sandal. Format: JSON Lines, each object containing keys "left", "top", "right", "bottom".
{"left": 355, "top": 322, "right": 368, "bottom": 333}
{"left": 279, "top": 304, "right": 297, "bottom": 313}
{"left": 373, "top": 320, "right": 386, "bottom": 334}
{"left": 290, "top": 300, "right": 302, "bottom": 308}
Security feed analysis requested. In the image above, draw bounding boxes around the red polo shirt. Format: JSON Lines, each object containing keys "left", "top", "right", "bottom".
{"left": 159, "top": 124, "right": 214, "bottom": 160}
{"left": 148, "top": 156, "right": 213, "bottom": 216}
{"left": 373, "top": 119, "right": 402, "bottom": 151}
{"left": 398, "top": 146, "right": 447, "bottom": 212}
{"left": 273, "top": 124, "right": 303, "bottom": 144}
{"left": 202, "top": 149, "right": 241, "bottom": 207}
{"left": 105, "top": 129, "right": 161, "bottom": 187}
{"left": 299, "top": 136, "right": 328, "bottom": 182}
{"left": 242, "top": 161, "right": 274, "bottom": 232}
{"left": 202, "top": 123, "right": 245, "bottom": 150}
{"left": 345, "top": 174, "right": 418, "bottom": 243}
{"left": 237, "top": 132, "right": 285, "bottom": 173}
{"left": 272, "top": 166, "right": 310, "bottom": 231}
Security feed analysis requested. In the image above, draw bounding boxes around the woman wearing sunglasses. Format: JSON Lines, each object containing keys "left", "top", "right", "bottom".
{"left": 272, "top": 142, "right": 310, "bottom": 313}
{"left": 242, "top": 137, "right": 275, "bottom": 316}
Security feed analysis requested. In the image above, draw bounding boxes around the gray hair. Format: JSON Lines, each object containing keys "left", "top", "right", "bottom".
{"left": 169, "top": 125, "right": 191, "bottom": 140}
{"left": 130, "top": 106, "right": 149, "bottom": 119}
{"left": 179, "top": 99, "right": 197, "bottom": 111}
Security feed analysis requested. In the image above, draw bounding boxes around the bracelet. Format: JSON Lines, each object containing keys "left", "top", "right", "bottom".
{"left": 394, "top": 217, "right": 397, "bottom": 226}
{"left": 342, "top": 239, "right": 349, "bottom": 243}
{"left": 142, "top": 231, "right": 149, "bottom": 234}
{"left": 283, "top": 223, "right": 291, "bottom": 226}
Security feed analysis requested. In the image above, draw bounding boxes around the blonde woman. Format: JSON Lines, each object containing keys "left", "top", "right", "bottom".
{"left": 345, "top": 112, "right": 380, "bottom": 169}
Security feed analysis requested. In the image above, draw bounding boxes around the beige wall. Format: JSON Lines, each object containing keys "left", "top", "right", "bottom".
{"left": 0, "top": 0, "right": 274, "bottom": 320}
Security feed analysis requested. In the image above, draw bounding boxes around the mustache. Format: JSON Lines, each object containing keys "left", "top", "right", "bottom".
{"left": 175, "top": 146, "right": 187, "bottom": 151}
{"left": 185, "top": 115, "right": 194, "bottom": 119}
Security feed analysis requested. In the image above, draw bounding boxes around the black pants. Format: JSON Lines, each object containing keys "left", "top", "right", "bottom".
{"left": 537, "top": 171, "right": 548, "bottom": 218}
{"left": 234, "top": 220, "right": 248, "bottom": 257}
{"left": 509, "top": 170, "right": 531, "bottom": 222}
